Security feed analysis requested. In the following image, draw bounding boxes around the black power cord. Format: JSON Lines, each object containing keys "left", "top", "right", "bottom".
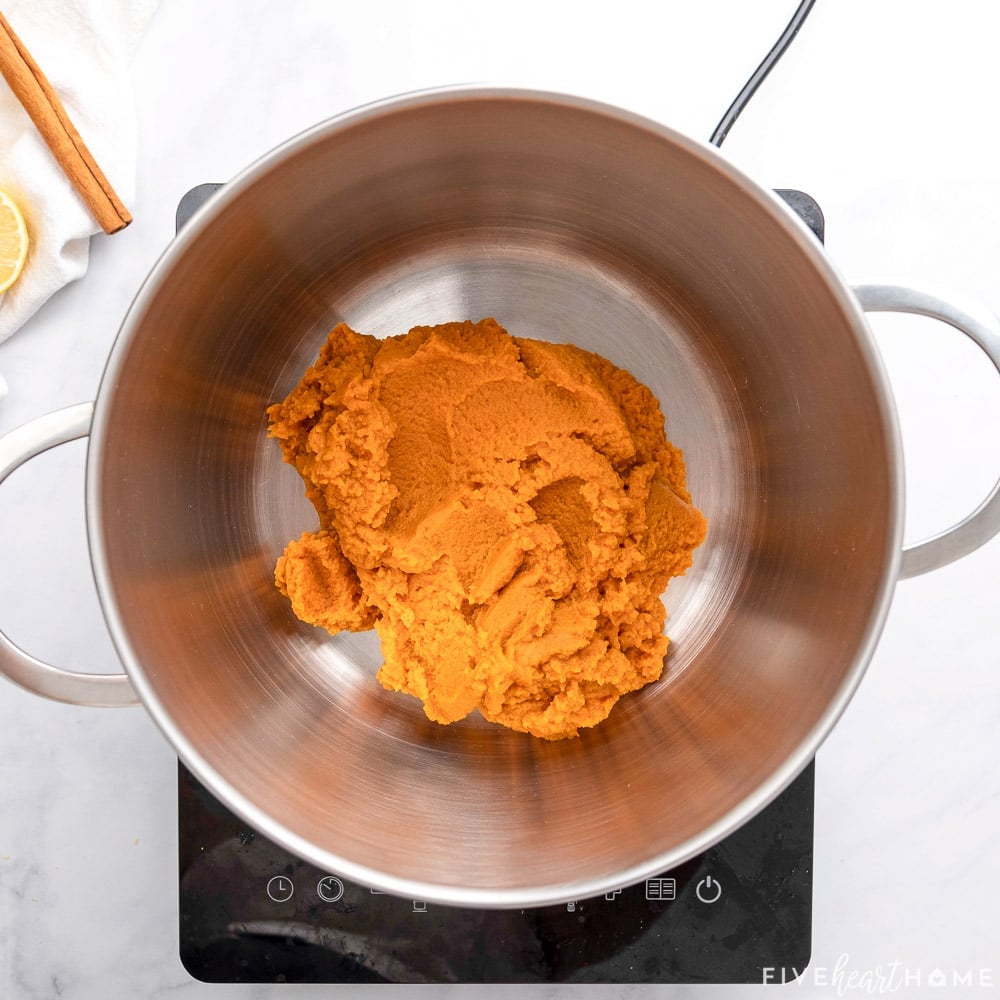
{"left": 709, "top": 0, "right": 817, "bottom": 147}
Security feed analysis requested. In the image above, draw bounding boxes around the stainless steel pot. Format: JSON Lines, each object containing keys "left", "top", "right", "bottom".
{"left": 2, "top": 88, "right": 999, "bottom": 907}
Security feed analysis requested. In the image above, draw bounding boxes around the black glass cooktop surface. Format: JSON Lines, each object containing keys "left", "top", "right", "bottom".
{"left": 178, "top": 759, "right": 813, "bottom": 985}
{"left": 176, "top": 183, "right": 820, "bottom": 986}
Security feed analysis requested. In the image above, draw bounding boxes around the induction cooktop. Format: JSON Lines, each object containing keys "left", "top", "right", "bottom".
{"left": 175, "top": 182, "right": 819, "bottom": 986}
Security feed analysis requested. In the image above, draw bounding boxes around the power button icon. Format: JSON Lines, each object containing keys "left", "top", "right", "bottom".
{"left": 695, "top": 875, "right": 723, "bottom": 904}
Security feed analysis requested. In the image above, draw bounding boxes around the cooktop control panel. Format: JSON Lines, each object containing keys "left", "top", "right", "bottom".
{"left": 178, "top": 759, "right": 813, "bottom": 984}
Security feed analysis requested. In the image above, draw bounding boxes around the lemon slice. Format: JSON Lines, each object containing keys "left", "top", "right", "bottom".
{"left": 0, "top": 190, "right": 29, "bottom": 294}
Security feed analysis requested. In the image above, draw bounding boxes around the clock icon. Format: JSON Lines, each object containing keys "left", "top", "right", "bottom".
{"left": 266, "top": 875, "right": 294, "bottom": 903}
{"left": 317, "top": 875, "right": 345, "bottom": 903}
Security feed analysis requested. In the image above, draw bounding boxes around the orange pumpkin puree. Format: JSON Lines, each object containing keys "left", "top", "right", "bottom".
{"left": 267, "top": 318, "right": 706, "bottom": 739}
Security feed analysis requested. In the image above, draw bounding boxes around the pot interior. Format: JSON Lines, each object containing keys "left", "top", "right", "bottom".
{"left": 89, "top": 90, "right": 899, "bottom": 905}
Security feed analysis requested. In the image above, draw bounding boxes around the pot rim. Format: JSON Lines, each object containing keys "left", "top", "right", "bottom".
{"left": 85, "top": 84, "right": 905, "bottom": 907}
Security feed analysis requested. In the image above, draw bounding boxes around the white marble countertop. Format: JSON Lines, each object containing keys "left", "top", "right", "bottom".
{"left": 2, "top": 1, "right": 1000, "bottom": 997}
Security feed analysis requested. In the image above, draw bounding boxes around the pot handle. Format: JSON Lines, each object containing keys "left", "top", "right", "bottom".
{"left": 0, "top": 402, "right": 139, "bottom": 706}
{"left": 854, "top": 284, "right": 1000, "bottom": 579}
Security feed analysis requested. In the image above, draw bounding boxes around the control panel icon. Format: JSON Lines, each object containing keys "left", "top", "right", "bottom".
{"left": 695, "top": 875, "right": 723, "bottom": 904}
{"left": 266, "top": 875, "right": 294, "bottom": 903}
{"left": 316, "top": 875, "right": 345, "bottom": 903}
{"left": 645, "top": 877, "right": 676, "bottom": 901}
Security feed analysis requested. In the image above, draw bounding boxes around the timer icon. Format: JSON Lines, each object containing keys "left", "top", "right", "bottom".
{"left": 317, "top": 875, "right": 345, "bottom": 903}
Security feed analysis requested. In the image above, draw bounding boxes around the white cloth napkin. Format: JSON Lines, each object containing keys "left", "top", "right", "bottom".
{"left": 0, "top": 0, "right": 159, "bottom": 400}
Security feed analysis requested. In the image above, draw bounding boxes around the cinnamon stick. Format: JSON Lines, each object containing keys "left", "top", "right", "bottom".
{"left": 0, "top": 10, "right": 131, "bottom": 234}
